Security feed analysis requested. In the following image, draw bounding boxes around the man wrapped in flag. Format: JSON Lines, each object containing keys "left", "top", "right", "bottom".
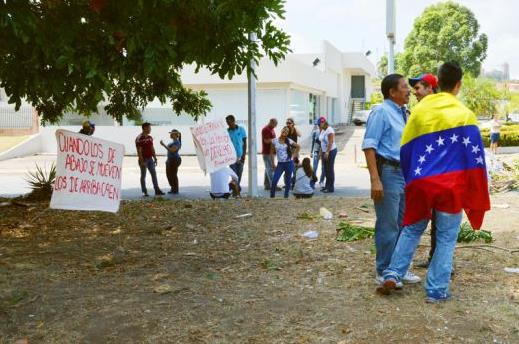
{"left": 377, "top": 62, "right": 491, "bottom": 303}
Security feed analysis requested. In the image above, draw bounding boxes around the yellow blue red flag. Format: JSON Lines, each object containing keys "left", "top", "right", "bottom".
{"left": 400, "top": 92, "right": 490, "bottom": 229}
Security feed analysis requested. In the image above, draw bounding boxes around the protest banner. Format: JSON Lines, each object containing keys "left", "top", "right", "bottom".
{"left": 191, "top": 119, "right": 236, "bottom": 174}
{"left": 50, "top": 129, "right": 124, "bottom": 213}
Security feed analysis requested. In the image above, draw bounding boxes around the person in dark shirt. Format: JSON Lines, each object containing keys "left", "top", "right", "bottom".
{"left": 135, "top": 122, "right": 164, "bottom": 197}
{"left": 261, "top": 118, "right": 277, "bottom": 190}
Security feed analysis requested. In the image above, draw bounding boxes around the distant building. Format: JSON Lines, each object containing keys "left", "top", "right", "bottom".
{"left": 1, "top": 40, "right": 375, "bottom": 155}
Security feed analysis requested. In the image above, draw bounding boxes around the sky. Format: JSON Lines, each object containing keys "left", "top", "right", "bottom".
{"left": 280, "top": 0, "right": 519, "bottom": 78}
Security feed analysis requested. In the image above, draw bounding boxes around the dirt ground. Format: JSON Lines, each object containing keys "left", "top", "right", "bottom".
{"left": 1, "top": 193, "right": 519, "bottom": 343}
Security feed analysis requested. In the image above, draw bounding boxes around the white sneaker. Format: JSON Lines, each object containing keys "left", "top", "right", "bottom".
{"left": 402, "top": 271, "right": 421, "bottom": 284}
{"left": 376, "top": 275, "right": 403, "bottom": 288}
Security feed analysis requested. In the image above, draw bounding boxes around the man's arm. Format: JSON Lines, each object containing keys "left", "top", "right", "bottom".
{"left": 152, "top": 146, "right": 158, "bottom": 165}
{"left": 364, "top": 149, "right": 383, "bottom": 201}
{"left": 241, "top": 137, "right": 247, "bottom": 163}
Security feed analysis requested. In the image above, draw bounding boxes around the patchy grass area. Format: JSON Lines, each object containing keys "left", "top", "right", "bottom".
{"left": 1, "top": 196, "right": 518, "bottom": 343}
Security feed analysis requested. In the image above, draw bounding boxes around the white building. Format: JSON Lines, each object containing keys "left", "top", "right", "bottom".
{"left": 0, "top": 41, "right": 375, "bottom": 157}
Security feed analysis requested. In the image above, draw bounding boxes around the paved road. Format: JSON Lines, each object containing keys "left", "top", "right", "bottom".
{"left": 0, "top": 153, "right": 370, "bottom": 200}
{"left": 0, "top": 126, "right": 371, "bottom": 200}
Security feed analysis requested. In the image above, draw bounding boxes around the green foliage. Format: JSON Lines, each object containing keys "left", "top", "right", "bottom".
{"left": 25, "top": 163, "right": 56, "bottom": 200}
{"left": 460, "top": 75, "right": 501, "bottom": 117}
{"left": 481, "top": 124, "right": 519, "bottom": 147}
{"left": 397, "top": 1, "right": 487, "bottom": 77}
{"left": 0, "top": 1, "right": 291, "bottom": 123}
{"left": 364, "top": 92, "right": 383, "bottom": 110}
{"left": 457, "top": 222, "right": 493, "bottom": 243}
{"left": 506, "top": 92, "right": 519, "bottom": 114}
{"left": 336, "top": 222, "right": 375, "bottom": 242}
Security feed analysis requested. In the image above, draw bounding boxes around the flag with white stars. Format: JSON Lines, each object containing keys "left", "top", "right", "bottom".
{"left": 400, "top": 93, "right": 490, "bottom": 229}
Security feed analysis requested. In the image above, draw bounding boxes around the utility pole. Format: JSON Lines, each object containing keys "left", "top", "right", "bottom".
{"left": 386, "top": 0, "right": 396, "bottom": 73}
{"left": 247, "top": 32, "right": 259, "bottom": 197}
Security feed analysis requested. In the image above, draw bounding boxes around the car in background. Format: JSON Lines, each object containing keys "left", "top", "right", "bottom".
{"left": 351, "top": 110, "right": 371, "bottom": 126}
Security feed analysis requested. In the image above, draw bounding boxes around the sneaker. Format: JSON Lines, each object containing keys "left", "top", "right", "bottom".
{"left": 322, "top": 189, "right": 334, "bottom": 193}
{"left": 425, "top": 292, "right": 451, "bottom": 304}
{"left": 142, "top": 192, "right": 149, "bottom": 197}
{"left": 376, "top": 278, "right": 398, "bottom": 296}
{"left": 402, "top": 271, "right": 421, "bottom": 284}
{"left": 375, "top": 275, "right": 403, "bottom": 289}
{"left": 155, "top": 190, "right": 165, "bottom": 196}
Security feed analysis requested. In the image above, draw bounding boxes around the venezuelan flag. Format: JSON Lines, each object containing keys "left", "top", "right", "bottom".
{"left": 400, "top": 92, "right": 490, "bottom": 229}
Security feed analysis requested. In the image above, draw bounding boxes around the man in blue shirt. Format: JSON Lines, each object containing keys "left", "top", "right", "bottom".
{"left": 226, "top": 115, "right": 247, "bottom": 189}
{"left": 362, "top": 74, "right": 421, "bottom": 287}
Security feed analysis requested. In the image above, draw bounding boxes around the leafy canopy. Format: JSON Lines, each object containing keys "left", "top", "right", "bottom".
{"left": 460, "top": 75, "right": 501, "bottom": 118}
{"left": 397, "top": 1, "right": 487, "bottom": 78}
{"left": 0, "top": 0, "right": 291, "bottom": 123}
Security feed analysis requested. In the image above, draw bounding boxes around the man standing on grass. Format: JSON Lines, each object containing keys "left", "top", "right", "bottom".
{"left": 377, "top": 62, "right": 490, "bottom": 303}
{"left": 226, "top": 115, "right": 247, "bottom": 190}
{"left": 261, "top": 118, "right": 278, "bottom": 190}
{"left": 135, "top": 122, "right": 164, "bottom": 197}
{"left": 408, "top": 73, "right": 439, "bottom": 269}
{"left": 362, "top": 74, "right": 421, "bottom": 287}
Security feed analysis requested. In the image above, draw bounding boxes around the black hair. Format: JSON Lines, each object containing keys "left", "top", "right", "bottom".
{"left": 381, "top": 74, "right": 404, "bottom": 99}
{"left": 438, "top": 62, "right": 463, "bottom": 92}
{"left": 225, "top": 115, "right": 235, "bottom": 122}
{"left": 141, "top": 122, "right": 151, "bottom": 129}
{"left": 418, "top": 80, "right": 438, "bottom": 93}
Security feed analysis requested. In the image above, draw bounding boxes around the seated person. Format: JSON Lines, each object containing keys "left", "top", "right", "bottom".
{"left": 210, "top": 167, "right": 240, "bottom": 199}
{"left": 293, "top": 157, "right": 317, "bottom": 199}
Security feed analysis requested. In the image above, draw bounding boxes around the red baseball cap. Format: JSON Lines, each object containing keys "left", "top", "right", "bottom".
{"left": 409, "top": 73, "right": 438, "bottom": 89}
{"left": 318, "top": 116, "right": 327, "bottom": 124}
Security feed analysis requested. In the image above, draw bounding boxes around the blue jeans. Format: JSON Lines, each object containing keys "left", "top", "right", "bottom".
{"left": 140, "top": 158, "right": 160, "bottom": 194}
{"left": 323, "top": 148, "right": 337, "bottom": 191}
{"left": 374, "top": 165, "right": 405, "bottom": 276}
{"left": 262, "top": 154, "right": 274, "bottom": 188}
{"left": 311, "top": 152, "right": 325, "bottom": 187}
{"left": 230, "top": 160, "right": 244, "bottom": 187}
{"left": 383, "top": 211, "right": 462, "bottom": 298}
{"left": 270, "top": 161, "right": 294, "bottom": 198}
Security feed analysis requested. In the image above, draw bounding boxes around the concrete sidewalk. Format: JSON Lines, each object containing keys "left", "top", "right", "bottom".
{"left": 0, "top": 154, "right": 371, "bottom": 200}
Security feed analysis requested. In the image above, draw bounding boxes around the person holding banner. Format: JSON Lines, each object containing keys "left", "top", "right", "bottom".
{"left": 135, "top": 122, "right": 165, "bottom": 197}
{"left": 226, "top": 115, "right": 247, "bottom": 189}
{"left": 160, "top": 129, "right": 182, "bottom": 194}
{"left": 270, "top": 127, "right": 300, "bottom": 198}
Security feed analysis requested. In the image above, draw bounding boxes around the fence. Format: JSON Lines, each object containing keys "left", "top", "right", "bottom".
{"left": 0, "top": 104, "right": 39, "bottom": 135}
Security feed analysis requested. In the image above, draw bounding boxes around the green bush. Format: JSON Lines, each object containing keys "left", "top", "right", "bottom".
{"left": 480, "top": 128, "right": 519, "bottom": 147}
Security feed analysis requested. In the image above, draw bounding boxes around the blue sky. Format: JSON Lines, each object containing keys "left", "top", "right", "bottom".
{"left": 281, "top": 0, "right": 519, "bottom": 78}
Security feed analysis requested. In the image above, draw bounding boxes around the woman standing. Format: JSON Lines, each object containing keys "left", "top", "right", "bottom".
{"left": 319, "top": 117, "right": 337, "bottom": 193}
{"left": 270, "top": 127, "right": 300, "bottom": 198}
{"left": 310, "top": 119, "right": 325, "bottom": 188}
{"left": 294, "top": 157, "right": 318, "bottom": 199}
{"left": 490, "top": 114, "right": 502, "bottom": 155}
{"left": 160, "top": 129, "right": 182, "bottom": 194}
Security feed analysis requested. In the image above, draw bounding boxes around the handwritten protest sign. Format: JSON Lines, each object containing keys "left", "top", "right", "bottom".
{"left": 50, "top": 130, "right": 124, "bottom": 213}
{"left": 191, "top": 119, "right": 236, "bottom": 174}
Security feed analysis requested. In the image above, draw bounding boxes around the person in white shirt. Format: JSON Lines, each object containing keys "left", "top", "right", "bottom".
{"left": 318, "top": 116, "right": 337, "bottom": 193}
{"left": 490, "top": 114, "right": 502, "bottom": 155}
{"left": 270, "top": 126, "right": 300, "bottom": 198}
{"left": 209, "top": 167, "right": 240, "bottom": 199}
{"left": 293, "top": 157, "right": 317, "bottom": 198}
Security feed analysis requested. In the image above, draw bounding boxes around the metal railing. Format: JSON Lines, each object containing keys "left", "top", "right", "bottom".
{"left": 0, "top": 104, "right": 34, "bottom": 129}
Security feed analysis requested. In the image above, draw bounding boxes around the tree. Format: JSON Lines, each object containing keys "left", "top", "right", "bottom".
{"left": 0, "top": 1, "right": 290, "bottom": 123}
{"left": 397, "top": 1, "right": 487, "bottom": 77}
{"left": 460, "top": 75, "right": 501, "bottom": 118}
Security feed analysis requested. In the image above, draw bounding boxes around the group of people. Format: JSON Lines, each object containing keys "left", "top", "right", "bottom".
{"left": 261, "top": 116, "right": 337, "bottom": 199}
{"left": 363, "top": 62, "right": 490, "bottom": 303}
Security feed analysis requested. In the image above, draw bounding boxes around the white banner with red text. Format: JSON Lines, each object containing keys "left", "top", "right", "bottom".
{"left": 191, "top": 120, "right": 236, "bottom": 174}
{"left": 50, "top": 129, "right": 124, "bottom": 213}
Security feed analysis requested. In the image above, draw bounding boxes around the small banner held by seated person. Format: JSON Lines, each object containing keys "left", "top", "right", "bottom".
{"left": 50, "top": 129, "right": 124, "bottom": 213}
{"left": 191, "top": 119, "right": 236, "bottom": 174}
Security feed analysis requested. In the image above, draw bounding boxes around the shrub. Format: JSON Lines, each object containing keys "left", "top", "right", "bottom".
{"left": 25, "top": 163, "right": 56, "bottom": 200}
{"left": 480, "top": 128, "right": 519, "bottom": 147}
